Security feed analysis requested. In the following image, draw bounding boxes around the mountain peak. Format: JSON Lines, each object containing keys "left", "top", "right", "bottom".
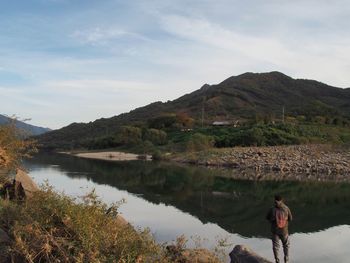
{"left": 237, "top": 71, "right": 293, "bottom": 81}
{"left": 199, "top": 83, "right": 211, "bottom": 91}
{"left": 219, "top": 71, "right": 293, "bottom": 86}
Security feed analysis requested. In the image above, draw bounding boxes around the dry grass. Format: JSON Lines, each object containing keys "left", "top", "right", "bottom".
{"left": 0, "top": 185, "right": 225, "bottom": 262}
{"left": 0, "top": 186, "right": 169, "bottom": 262}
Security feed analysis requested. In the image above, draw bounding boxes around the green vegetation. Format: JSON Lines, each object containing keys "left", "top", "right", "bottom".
{"left": 51, "top": 121, "right": 350, "bottom": 158}
{"left": 186, "top": 133, "right": 215, "bottom": 152}
{"left": 35, "top": 72, "right": 350, "bottom": 151}
{"left": 197, "top": 123, "right": 350, "bottom": 147}
{"left": 86, "top": 126, "right": 168, "bottom": 156}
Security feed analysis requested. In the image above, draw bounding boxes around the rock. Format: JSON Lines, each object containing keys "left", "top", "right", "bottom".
{"left": 229, "top": 245, "right": 272, "bottom": 263}
{"left": 15, "top": 169, "right": 39, "bottom": 198}
{"left": 0, "top": 228, "right": 10, "bottom": 244}
{"left": 181, "top": 248, "right": 219, "bottom": 263}
{"left": 176, "top": 145, "right": 350, "bottom": 182}
{"left": 166, "top": 245, "right": 219, "bottom": 263}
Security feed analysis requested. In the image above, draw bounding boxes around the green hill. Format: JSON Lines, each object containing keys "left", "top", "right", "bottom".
{"left": 36, "top": 72, "right": 350, "bottom": 149}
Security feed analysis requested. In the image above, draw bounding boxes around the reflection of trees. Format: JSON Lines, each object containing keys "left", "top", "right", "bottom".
{"left": 27, "top": 153, "right": 350, "bottom": 238}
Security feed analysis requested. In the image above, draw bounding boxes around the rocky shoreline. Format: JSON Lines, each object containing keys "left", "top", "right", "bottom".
{"left": 173, "top": 144, "right": 350, "bottom": 182}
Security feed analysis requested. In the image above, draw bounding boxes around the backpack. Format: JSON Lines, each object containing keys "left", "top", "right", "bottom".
{"left": 275, "top": 208, "right": 288, "bottom": 228}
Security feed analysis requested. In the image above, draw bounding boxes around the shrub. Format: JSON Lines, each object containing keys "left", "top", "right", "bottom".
{"left": 0, "top": 186, "right": 166, "bottom": 262}
{"left": 143, "top": 129, "right": 167, "bottom": 145}
{"left": 187, "top": 133, "right": 214, "bottom": 152}
{"left": 115, "top": 126, "right": 142, "bottom": 146}
{"left": 152, "top": 150, "right": 163, "bottom": 161}
{"left": 0, "top": 121, "right": 36, "bottom": 170}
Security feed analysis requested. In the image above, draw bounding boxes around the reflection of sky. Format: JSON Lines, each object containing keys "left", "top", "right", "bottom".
{"left": 27, "top": 165, "right": 350, "bottom": 263}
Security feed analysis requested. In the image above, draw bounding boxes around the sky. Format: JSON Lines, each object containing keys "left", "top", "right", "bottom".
{"left": 1, "top": 0, "right": 350, "bottom": 129}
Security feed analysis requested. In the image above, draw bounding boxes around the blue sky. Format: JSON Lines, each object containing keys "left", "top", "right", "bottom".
{"left": 1, "top": 0, "right": 350, "bottom": 129}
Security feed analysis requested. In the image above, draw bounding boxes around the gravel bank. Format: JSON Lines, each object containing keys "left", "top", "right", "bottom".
{"left": 173, "top": 145, "right": 350, "bottom": 182}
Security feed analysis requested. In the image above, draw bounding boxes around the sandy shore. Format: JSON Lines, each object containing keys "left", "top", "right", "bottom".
{"left": 66, "top": 151, "right": 151, "bottom": 161}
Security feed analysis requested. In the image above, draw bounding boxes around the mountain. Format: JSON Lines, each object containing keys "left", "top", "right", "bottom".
{"left": 0, "top": 114, "right": 51, "bottom": 136}
{"left": 36, "top": 71, "right": 350, "bottom": 149}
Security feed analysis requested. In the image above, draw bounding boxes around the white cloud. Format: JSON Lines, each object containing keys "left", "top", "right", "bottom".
{"left": 71, "top": 27, "right": 148, "bottom": 46}
{"left": 160, "top": 15, "right": 294, "bottom": 64}
{"left": 158, "top": 14, "right": 350, "bottom": 87}
{"left": 46, "top": 79, "right": 156, "bottom": 93}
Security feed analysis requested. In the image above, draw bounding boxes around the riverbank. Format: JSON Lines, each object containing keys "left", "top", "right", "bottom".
{"left": 62, "top": 150, "right": 152, "bottom": 161}
{"left": 172, "top": 144, "right": 350, "bottom": 182}
{"left": 0, "top": 169, "right": 224, "bottom": 262}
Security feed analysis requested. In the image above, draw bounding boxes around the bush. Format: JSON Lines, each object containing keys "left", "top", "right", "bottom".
{"left": 143, "top": 129, "right": 167, "bottom": 145}
{"left": 187, "top": 133, "right": 214, "bottom": 152}
{"left": 0, "top": 120, "right": 36, "bottom": 170}
{"left": 0, "top": 186, "right": 166, "bottom": 262}
{"left": 115, "top": 126, "right": 142, "bottom": 146}
{"left": 152, "top": 150, "right": 163, "bottom": 161}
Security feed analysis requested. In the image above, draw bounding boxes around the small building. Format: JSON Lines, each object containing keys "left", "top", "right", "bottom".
{"left": 181, "top": 128, "right": 193, "bottom": 132}
{"left": 212, "top": 120, "right": 240, "bottom": 127}
{"left": 212, "top": 121, "right": 231, "bottom": 126}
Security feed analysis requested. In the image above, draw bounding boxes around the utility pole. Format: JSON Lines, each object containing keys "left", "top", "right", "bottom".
{"left": 201, "top": 97, "right": 205, "bottom": 128}
{"left": 282, "top": 106, "right": 285, "bottom": 124}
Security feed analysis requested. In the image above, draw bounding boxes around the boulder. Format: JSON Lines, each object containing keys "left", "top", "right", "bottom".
{"left": 166, "top": 245, "right": 219, "bottom": 263}
{"left": 0, "top": 228, "right": 10, "bottom": 244}
{"left": 229, "top": 245, "right": 272, "bottom": 263}
{"left": 15, "top": 169, "right": 39, "bottom": 198}
{"left": 182, "top": 248, "right": 219, "bottom": 262}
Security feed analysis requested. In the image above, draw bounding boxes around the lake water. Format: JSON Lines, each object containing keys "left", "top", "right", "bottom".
{"left": 24, "top": 153, "right": 350, "bottom": 263}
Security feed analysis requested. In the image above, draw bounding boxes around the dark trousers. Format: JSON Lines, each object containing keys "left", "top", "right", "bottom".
{"left": 272, "top": 233, "right": 289, "bottom": 263}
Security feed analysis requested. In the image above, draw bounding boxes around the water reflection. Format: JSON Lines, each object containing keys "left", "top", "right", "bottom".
{"left": 24, "top": 153, "right": 350, "bottom": 262}
{"left": 26, "top": 153, "right": 350, "bottom": 238}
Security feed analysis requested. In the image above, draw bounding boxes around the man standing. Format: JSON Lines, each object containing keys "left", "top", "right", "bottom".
{"left": 266, "top": 195, "right": 292, "bottom": 263}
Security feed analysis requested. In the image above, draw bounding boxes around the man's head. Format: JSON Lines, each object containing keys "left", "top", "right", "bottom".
{"left": 275, "top": 195, "right": 283, "bottom": 202}
{"left": 274, "top": 195, "right": 284, "bottom": 207}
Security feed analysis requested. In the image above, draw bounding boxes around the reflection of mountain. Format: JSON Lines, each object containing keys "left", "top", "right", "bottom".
{"left": 27, "top": 153, "right": 350, "bottom": 238}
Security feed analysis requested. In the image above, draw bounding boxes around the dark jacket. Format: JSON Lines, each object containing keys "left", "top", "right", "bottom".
{"left": 266, "top": 200, "right": 292, "bottom": 235}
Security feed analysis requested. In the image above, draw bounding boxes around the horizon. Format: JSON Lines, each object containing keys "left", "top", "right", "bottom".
{"left": 1, "top": 0, "right": 350, "bottom": 129}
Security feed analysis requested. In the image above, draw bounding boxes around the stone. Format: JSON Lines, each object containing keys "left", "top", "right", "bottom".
{"left": 166, "top": 245, "right": 219, "bottom": 263}
{"left": 0, "top": 228, "right": 10, "bottom": 244}
{"left": 15, "top": 169, "right": 39, "bottom": 198}
{"left": 229, "top": 245, "right": 272, "bottom": 263}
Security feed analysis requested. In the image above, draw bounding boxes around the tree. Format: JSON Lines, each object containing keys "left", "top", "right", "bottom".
{"left": 148, "top": 115, "right": 177, "bottom": 129}
{"left": 186, "top": 133, "right": 214, "bottom": 152}
{"left": 143, "top": 129, "right": 167, "bottom": 145}
{"left": 115, "top": 126, "right": 142, "bottom": 146}
{"left": 0, "top": 120, "right": 37, "bottom": 171}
